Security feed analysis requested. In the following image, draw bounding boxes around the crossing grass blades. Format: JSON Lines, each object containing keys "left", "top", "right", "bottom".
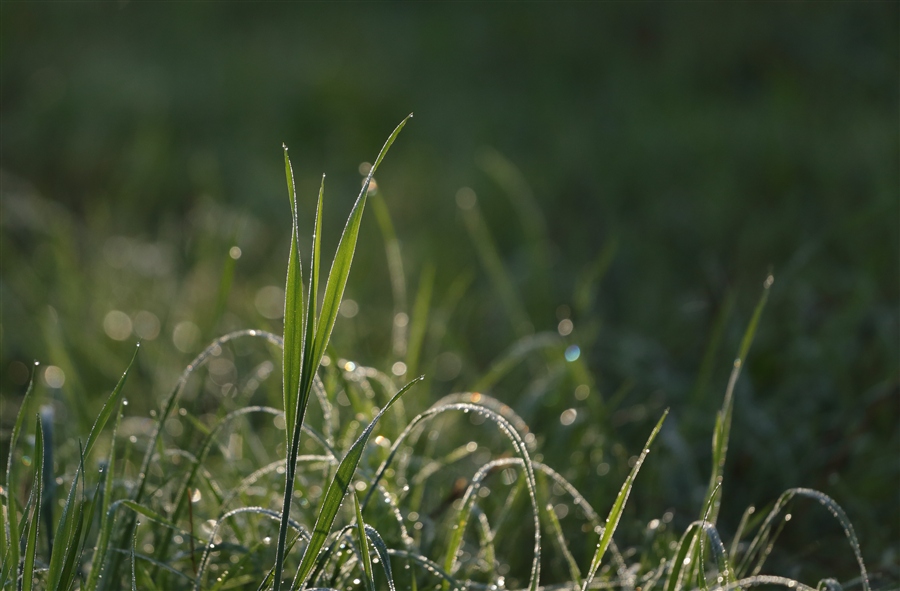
{"left": 0, "top": 116, "right": 871, "bottom": 590}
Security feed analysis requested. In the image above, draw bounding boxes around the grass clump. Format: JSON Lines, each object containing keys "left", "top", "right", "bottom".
{"left": 0, "top": 118, "right": 874, "bottom": 591}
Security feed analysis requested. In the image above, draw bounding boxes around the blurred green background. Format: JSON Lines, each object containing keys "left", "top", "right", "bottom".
{"left": 2, "top": 2, "right": 897, "bottom": 584}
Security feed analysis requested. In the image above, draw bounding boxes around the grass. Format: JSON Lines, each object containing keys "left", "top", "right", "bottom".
{"left": 0, "top": 119, "right": 880, "bottom": 591}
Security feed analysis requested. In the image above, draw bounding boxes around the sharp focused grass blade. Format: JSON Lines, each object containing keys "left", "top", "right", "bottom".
{"left": 292, "top": 376, "right": 421, "bottom": 590}
{"left": 581, "top": 409, "right": 668, "bottom": 591}
{"left": 46, "top": 442, "right": 85, "bottom": 590}
{"left": 281, "top": 144, "right": 305, "bottom": 446}
{"left": 274, "top": 115, "right": 411, "bottom": 591}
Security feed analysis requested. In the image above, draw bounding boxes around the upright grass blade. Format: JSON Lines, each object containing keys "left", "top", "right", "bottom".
{"left": 83, "top": 344, "right": 139, "bottom": 463}
{"left": 352, "top": 492, "right": 375, "bottom": 591}
{"left": 45, "top": 442, "right": 85, "bottom": 590}
{"left": 459, "top": 195, "right": 532, "bottom": 339}
{"left": 22, "top": 417, "right": 45, "bottom": 591}
{"left": 291, "top": 376, "right": 422, "bottom": 591}
{"left": 281, "top": 144, "right": 305, "bottom": 448}
{"left": 405, "top": 264, "right": 434, "bottom": 379}
{"left": 371, "top": 191, "right": 409, "bottom": 358}
{"left": 1, "top": 364, "right": 35, "bottom": 588}
{"left": 85, "top": 399, "right": 125, "bottom": 591}
{"left": 274, "top": 114, "right": 411, "bottom": 591}
{"left": 703, "top": 275, "right": 772, "bottom": 526}
{"left": 581, "top": 409, "right": 668, "bottom": 591}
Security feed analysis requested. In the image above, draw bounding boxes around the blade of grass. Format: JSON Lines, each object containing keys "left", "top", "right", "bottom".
{"left": 84, "top": 399, "right": 125, "bottom": 591}
{"left": 45, "top": 441, "right": 85, "bottom": 590}
{"left": 291, "top": 376, "right": 421, "bottom": 590}
{"left": 22, "top": 417, "right": 44, "bottom": 591}
{"left": 405, "top": 264, "right": 434, "bottom": 379}
{"left": 1, "top": 363, "right": 35, "bottom": 588}
{"left": 353, "top": 492, "right": 375, "bottom": 591}
{"left": 274, "top": 114, "right": 411, "bottom": 591}
{"left": 364, "top": 525, "right": 397, "bottom": 591}
{"left": 581, "top": 409, "right": 668, "bottom": 591}
{"left": 371, "top": 191, "right": 409, "bottom": 358}
{"left": 83, "top": 344, "right": 139, "bottom": 466}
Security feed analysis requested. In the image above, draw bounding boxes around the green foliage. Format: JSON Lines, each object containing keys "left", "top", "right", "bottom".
{"left": 0, "top": 121, "right": 884, "bottom": 591}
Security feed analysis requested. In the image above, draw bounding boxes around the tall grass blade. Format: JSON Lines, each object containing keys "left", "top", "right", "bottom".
{"left": 405, "top": 264, "right": 434, "bottom": 379}
{"left": 281, "top": 144, "right": 305, "bottom": 447}
{"left": 275, "top": 114, "right": 411, "bottom": 591}
{"left": 353, "top": 492, "right": 375, "bottom": 591}
{"left": 371, "top": 191, "right": 408, "bottom": 357}
{"left": 85, "top": 399, "right": 125, "bottom": 591}
{"left": 45, "top": 442, "right": 85, "bottom": 590}
{"left": 704, "top": 276, "right": 772, "bottom": 527}
{"left": 1, "top": 363, "right": 35, "bottom": 588}
{"left": 22, "top": 417, "right": 44, "bottom": 591}
{"left": 83, "top": 344, "right": 139, "bottom": 464}
{"left": 581, "top": 409, "right": 668, "bottom": 591}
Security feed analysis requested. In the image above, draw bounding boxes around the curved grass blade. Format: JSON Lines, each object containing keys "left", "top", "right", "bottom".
{"left": 581, "top": 409, "right": 668, "bottom": 591}
{"left": 291, "top": 376, "right": 421, "bottom": 590}
{"left": 472, "top": 332, "right": 562, "bottom": 393}
{"left": 353, "top": 492, "right": 375, "bottom": 591}
{"left": 364, "top": 525, "right": 396, "bottom": 591}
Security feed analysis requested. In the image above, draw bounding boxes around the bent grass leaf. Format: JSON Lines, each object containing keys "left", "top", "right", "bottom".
{"left": 581, "top": 409, "right": 668, "bottom": 591}
{"left": 291, "top": 376, "right": 422, "bottom": 590}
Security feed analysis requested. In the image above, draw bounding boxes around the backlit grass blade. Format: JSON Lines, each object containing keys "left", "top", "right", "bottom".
{"left": 581, "top": 409, "right": 668, "bottom": 591}
{"left": 1, "top": 363, "right": 35, "bottom": 588}
{"left": 22, "top": 417, "right": 44, "bottom": 591}
{"left": 353, "top": 492, "right": 375, "bottom": 591}
{"left": 309, "top": 114, "right": 412, "bottom": 374}
{"left": 275, "top": 115, "right": 411, "bottom": 591}
{"left": 281, "top": 144, "right": 305, "bottom": 445}
{"left": 83, "top": 343, "right": 139, "bottom": 463}
{"left": 291, "top": 376, "right": 422, "bottom": 590}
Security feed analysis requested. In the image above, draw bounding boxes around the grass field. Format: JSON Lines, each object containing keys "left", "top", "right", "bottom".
{"left": 1, "top": 4, "right": 898, "bottom": 590}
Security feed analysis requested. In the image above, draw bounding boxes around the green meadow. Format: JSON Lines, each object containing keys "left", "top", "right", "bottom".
{"left": 1, "top": 5, "right": 897, "bottom": 590}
